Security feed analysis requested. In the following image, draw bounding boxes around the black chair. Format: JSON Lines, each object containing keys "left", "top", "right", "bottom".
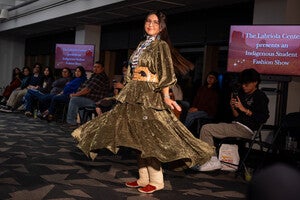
{"left": 264, "top": 112, "right": 300, "bottom": 167}
{"left": 55, "top": 102, "right": 68, "bottom": 123}
{"left": 79, "top": 106, "right": 97, "bottom": 124}
{"left": 218, "top": 123, "right": 266, "bottom": 174}
{"left": 269, "top": 112, "right": 300, "bottom": 153}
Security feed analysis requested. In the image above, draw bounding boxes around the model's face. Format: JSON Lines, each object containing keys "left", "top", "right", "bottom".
{"left": 144, "top": 14, "right": 160, "bottom": 36}
{"left": 242, "top": 82, "right": 257, "bottom": 94}
{"left": 93, "top": 63, "right": 104, "bottom": 74}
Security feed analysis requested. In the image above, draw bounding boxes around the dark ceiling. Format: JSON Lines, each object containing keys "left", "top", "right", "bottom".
{"left": 0, "top": 0, "right": 251, "bottom": 37}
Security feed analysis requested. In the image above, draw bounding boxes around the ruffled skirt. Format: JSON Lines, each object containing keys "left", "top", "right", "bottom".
{"left": 72, "top": 99, "right": 214, "bottom": 168}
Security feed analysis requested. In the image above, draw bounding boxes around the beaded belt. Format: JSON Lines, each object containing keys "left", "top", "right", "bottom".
{"left": 132, "top": 66, "right": 158, "bottom": 83}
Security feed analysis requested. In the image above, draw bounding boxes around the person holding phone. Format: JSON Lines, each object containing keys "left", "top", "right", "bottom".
{"left": 194, "top": 68, "right": 270, "bottom": 171}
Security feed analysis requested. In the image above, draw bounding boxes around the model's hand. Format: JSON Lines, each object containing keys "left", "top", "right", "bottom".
{"left": 164, "top": 98, "right": 182, "bottom": 111}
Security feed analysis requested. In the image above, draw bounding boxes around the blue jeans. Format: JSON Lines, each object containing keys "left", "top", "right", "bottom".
{"left": 24, "top": 89, "right": 45, "bottom": 112}
{"left": 39, "top": 94, "right": 55, "bottom": 112}
{"left": 48, "top": 94, "right": 70, "bottom": 115}
{"left": 184, "top": 110, "right": 209, "bottom": 128}
{"left": 66, "top": 96, "right": 95, "bottom": 125}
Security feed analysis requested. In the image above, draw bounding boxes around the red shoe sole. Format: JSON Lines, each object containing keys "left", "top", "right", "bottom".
{"left": 138, "top": 184, "right": 157, "bottom": 194}
{"left": 125, "top": 181, "right": 140, "bottom": 188}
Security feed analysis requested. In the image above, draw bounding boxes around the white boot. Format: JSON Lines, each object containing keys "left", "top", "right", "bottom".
{"left": 136, "top": 157, "right": 149, "bottom": 187}
{"left": 139, "top": 157, "right": 164, "bottom": 193}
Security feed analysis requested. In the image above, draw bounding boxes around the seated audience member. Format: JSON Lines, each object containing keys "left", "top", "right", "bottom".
{"left": 49, "top": 67, "right": 72, "bottom": 95}
{"left": 0, "top": 64, "right": 43, "bottom": 112}
{"left": 23, "top": 67, "right": 72, "bottom": 115}
{"left": 184, "top": 71, "right": 219, "bottom": 129}
{"left": 194, "top": 68, "right": 269, "bottom": 171}
{"left": 41, "top": 66, "right": 87, "bottom": 121}
{"left": 169, "top": 83, "right": 183, "bottom": 119}
{"left": 112, "top": 62, "right": 128, "bottom": 96}
{"left": 66, "top": 61, "right": 110, "bottom": 127}
{"left": 0, "top": 67, "right": 22, "bottom": 105}
{"left": 95, "top": 63, "right": 128, "bottom": 116}
{"left": 24, "top": 67, "right": 54, "bottom": 116}
{"left": 170, "top": 83, "right": 183, "bottom": 101}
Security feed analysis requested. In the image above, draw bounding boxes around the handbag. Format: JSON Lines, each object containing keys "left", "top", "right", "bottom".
{"left": 218, "top": 144, "right": 240, "bottom": 171}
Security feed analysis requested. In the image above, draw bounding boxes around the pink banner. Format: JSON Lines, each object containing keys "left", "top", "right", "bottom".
{"left": 227, "top": 25, "right": 300, "bottom": 76}
{"left": 55, "top": 44, "right": 95, "bottom": 71}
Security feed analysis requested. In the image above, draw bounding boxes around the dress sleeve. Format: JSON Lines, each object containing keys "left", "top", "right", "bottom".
{"left": 155, "top": 41, "right": 176, "bottom": 92}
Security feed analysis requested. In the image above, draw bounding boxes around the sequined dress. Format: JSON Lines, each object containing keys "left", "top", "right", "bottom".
{"left": 72, "top": 38, "right": 214, "bottom": 167}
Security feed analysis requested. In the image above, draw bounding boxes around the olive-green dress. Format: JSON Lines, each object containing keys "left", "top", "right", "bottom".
{"left": 72, "top": 39, "right": 214, "bottom": 167}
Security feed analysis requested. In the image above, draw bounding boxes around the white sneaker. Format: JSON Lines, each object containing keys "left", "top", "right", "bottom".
{"left": 199, "top": 156, "right": 222, "bottom": 171}
{"left": 17, "top": 104, "right": 25, "bottom": 111}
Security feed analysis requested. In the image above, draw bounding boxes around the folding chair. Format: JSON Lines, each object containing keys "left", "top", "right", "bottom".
{"left": 55, "top": 102, "right": 68, "bottom": 123}
{"left": 218, "top": 123, "right": 265, "bottom": 174}
{"left": 261, "top": 112, "right": 300, "bottom": 167}
{"left": 267, "top": 112, "right": 300, "bottom": 154}
{"left": 79, "top": 106, "right": 97, "bottom": 124}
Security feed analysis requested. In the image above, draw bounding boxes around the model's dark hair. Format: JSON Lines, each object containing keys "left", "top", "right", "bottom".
{"left": 145, "top": 11, "right": 194, "bottom": 75}
{"left": 239, "top": 68, "right": 261, "bottom": 87}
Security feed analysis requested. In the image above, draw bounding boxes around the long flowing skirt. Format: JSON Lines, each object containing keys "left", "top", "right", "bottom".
{"left": 72, "top": 101, "right": 214, "bottom": 168}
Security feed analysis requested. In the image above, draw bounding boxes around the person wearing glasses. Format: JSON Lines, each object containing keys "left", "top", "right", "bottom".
{"left": 72, "top": 11, "right": 214, "bottom": 193}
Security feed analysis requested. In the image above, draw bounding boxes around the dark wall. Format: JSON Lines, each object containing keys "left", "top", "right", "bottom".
{"left": 25, "top": 30, "right": 75, "bottom": 55}
{"left": 100, "top": 2, "right": 254, "bottom": 50}
{"left": 24, "top": 2, "right": 253, "bottom": 54}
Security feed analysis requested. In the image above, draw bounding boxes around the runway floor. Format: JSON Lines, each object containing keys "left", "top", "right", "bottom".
{"left": 0, "top": 112, "right": 248, "bottom": 200}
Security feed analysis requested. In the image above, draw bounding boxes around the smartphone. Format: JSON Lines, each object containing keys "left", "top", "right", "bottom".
{"left": 232, "top": 91, "right": 238, "bottom": 99}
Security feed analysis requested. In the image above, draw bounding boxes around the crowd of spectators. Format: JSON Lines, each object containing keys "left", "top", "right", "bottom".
{"left": 0, "top": 61, "right": 112, "bottom": 128}
{"left": 0, "top": 63, "right": 271, "bottom": 174}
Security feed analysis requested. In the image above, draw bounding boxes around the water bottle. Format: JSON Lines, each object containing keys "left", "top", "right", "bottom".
{"left": 34, "top": 109, "right": 37, "bottom": 119}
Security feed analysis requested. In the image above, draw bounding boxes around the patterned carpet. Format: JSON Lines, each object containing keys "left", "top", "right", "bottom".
{"left": 0, "top": 112, "right": 248, "bottom": 200}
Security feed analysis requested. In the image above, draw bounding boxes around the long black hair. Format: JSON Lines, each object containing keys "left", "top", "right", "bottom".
{"left": 145, "top": 11, "right": 194, "bottom": 75}
{"left": 75, "top": 66, "right": 87, "bottom": 78}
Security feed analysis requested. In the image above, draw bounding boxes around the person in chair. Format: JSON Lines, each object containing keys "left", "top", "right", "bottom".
{"left": 194, "top": 68, "right": 269, "bottom": 171}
